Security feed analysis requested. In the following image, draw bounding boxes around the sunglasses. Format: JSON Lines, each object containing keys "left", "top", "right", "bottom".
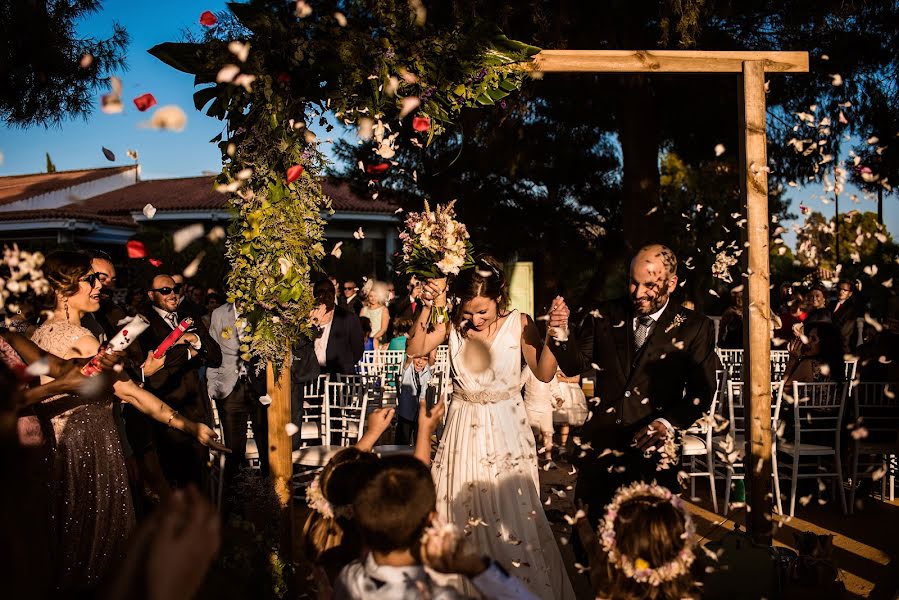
{"left": 80, "top": 273, "right": 103, "bottom": 288}
{"left": 344, "top": 286, "right": 357, "bottom": 291}
{"left": 151, "top": 285, "right": 183, "bottom": 296}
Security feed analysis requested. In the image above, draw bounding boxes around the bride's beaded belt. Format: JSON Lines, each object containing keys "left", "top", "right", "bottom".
{"left": 453, "top": 389, "right": 518, "bottom": 404}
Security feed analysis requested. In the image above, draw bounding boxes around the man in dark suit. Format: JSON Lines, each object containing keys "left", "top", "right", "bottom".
{"left": 341, "top": 279, "right": 364, "bottom": 315}
{"left": 550, "top": 244, "right": 718, "bottom": 519}
{"left": 831, "top": 279, "right": 858, "bottom": 353}
{"left": 140, "top": 274, "right": 223, "bottom": 488}
{"left": 290, "top": 278, "right": 364, "bottom": 450}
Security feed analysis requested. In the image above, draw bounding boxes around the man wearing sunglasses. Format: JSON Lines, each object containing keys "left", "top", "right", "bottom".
{"left": 139, "top": 274, "right": 223, "bottom": 488}
{"left": 341, "top": 279, "right": 363, "bottom": 315}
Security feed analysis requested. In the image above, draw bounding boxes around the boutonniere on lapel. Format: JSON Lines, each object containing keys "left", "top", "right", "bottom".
{"left": 665, "top": 313, "right": 687, "bottom": 333}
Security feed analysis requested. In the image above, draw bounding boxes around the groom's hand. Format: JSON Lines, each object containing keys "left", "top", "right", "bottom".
{"left": 633, "top": 420, "right": 670, "bottom": 451}
{"left": 547, "top": 296, "right": 569, "bottom": 330}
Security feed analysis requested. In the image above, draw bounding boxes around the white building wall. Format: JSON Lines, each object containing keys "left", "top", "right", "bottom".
{"left": 0, "top": 167, "right": 140, "bottom": 213}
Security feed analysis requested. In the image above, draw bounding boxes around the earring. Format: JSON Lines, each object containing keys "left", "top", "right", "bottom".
{"left": 64, "top": 297, "right": 69, "bottom": 321}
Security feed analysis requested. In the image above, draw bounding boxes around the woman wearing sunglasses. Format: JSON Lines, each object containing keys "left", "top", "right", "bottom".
{"left": 29, "top": 250, "right": 227, "bottom": 591}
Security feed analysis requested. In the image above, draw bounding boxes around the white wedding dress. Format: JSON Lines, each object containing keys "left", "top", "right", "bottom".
{"left": 431, "top": 310, "right": 575, "bottom": 600}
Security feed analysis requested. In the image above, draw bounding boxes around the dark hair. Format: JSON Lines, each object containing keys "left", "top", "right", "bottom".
{"left": 392, "top": 317, "right": 413, "bottom": 337}
{"left": 301, "top": 448, "right": 380, "bottom": 567}
{"left": 89, "top": 249, "right": 114, "bottom": 263}
{"left": 450, "top": 256, "right": 509, "bottom": 329}
{"left": 804, "top": 320, "right": 845, "bottom": 380}
{"left": 313, "top": 278, "right": 336, "bottom": 311}
{"left": 353, "top": 455, "right": 436, "bottom": 554}
{"left": 595, "top": 494, "right": 698, "bottom": 600}
{"left": 837, "top": 279, "right": 855, "bottom": 293}
{"left": 359, "top": 316, "right": 371, "bottom": 338}
{"left": 43, "top": 250, "right": 92, "bottom": 298}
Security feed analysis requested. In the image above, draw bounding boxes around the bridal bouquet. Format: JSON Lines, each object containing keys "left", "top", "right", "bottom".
{"left": 399, "top": 200, "right": 475, "bottom": 329}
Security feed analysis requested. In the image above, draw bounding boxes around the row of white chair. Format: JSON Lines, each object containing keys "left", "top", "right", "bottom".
{"left": 683, "top": 379, "right": 898, "bottom": 517}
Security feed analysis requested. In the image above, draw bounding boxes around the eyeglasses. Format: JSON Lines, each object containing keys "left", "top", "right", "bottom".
{"left": 151, "top": 285, "right": 182, "bottom": 296}
{"left": 80, "top": 273, "right": 103, "bottom": 288}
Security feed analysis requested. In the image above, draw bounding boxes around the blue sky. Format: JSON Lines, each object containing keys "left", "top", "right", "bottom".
{"left": 0, "top": 0, "right": 896, "bottom": 245}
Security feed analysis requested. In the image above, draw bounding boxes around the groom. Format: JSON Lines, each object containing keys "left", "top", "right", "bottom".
{"left": 550, "top": 244, "right": 718, "bottom": 520}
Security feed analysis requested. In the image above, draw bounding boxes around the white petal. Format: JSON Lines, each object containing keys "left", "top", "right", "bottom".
{"left": 173, "top": 223, "right": 205, "bottom": 252}
{"left": 142, "top": 203, "right": 157, "bottom": 219}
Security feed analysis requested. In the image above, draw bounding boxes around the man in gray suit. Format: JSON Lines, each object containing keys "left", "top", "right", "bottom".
{"left": 207, "top": 302, "right": 269, "bottom": 502}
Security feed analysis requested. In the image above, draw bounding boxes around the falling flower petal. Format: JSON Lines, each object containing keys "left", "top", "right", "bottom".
{"left": 400, "top": 97, "right": 421, "bottom": 118}
{"left": 287, "top": 164, "right": 304, "bottom": 183}
{"left": 278, "top": 256, "right": 292, "bottom": 276}
{"left": 259, "top": 395, "right": 272, "bottom": 406}
{"left": 133, "top": 93, "right": 157, "bottom": 112}
{"left": 714, "top": 143, "right": 726, "bottom": 156}
{"left": 148, "top": 258, "right": 163, "bottom": 267}
{"left": 79, "top": 53, "right": 93, "bottom": 68}
{"left": 182, "top": 252, "right": 205, "bottom": 278}
{"left": 142, "top": 204, "right": 157, "bottom": 219}
{"left": 353, "top": 227, "right": 365, "bottom": 240}
{"left": 330, "top": 241, "right": 343, "bottom": 258}
{"left": 334, "top": 11, "right": 347, "bottom": 26}
{"left": 207, "top": 226, "right": 226, "bottom": 242}
{"left": 126, "top": 149, "right": 139, "bottom": 161}
{"left": 199, "top": 10, "right": 217, "bottom": 26}
{"left": 830, "top": 74, "right": 843, "bottom": 86}
{"left": 25, "top": 357, "right": 51, "bottom": 377}
{"left": 295, "top": 0, "right": 312, "bottom": 17}
{"left": 412, "top": 115, "right": 430, "bottom": 132}
{"left": 102, "top": 147, "right": 116, "bottom": 162}
{"left": 228, "top": 41, "right": 250, "bottom": 62}
{"left": 216, "top": 64, "right": 240, "bottom": 84}
{"left": 101, "top": 76, "right": 123, "bottom": 114}
{"left": 285, "top": 422, "right": 299, "bottom": 436}
{"left": 142, "top": 105, "right": 187, "bottom": 132}
{"left": 366, "top": 163, "right": 389, "bottom": 175}
{"left": 173, "top": 224, "right": 205, "bottom": 252}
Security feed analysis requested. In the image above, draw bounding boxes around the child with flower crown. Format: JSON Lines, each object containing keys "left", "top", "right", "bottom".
{"left": 575, "top": 481, "right": 702, "bottom": 600}
{"left": 302, "top": 400, "right": 446, "bottom": 589}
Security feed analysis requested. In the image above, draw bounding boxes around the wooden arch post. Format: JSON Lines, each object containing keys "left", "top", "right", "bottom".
{"left": 529, "top": 50, "right": 808, "bottom": 545}
{"left": 267, "top": 351, "right": 293, "bottom": 562}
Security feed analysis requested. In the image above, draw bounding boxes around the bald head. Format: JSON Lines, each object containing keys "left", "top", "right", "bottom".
{"left": 629, "top": 244, "right": 678, "bottom": 316}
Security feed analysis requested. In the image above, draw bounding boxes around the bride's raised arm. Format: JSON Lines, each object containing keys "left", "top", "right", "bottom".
{"left": 406, "top": 278, "right": 450, "bottom": 358}
{"left": 520, "top": 312, "right": 559, "bottom": 383}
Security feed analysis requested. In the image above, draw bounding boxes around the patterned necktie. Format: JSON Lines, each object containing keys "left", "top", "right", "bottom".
{"left": 634, "top": 315, "right": 654, "bottom": 352}
{"left": 168, "top": 312, "right": 179, "bottom": 329}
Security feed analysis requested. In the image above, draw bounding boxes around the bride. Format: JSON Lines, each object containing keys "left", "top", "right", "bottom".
{"left": 407, "top": 257, "right": 575, "bottom": 600}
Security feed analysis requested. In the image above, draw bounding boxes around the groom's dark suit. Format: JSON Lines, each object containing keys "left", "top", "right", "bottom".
{"left": 554, "top": 298, "right": 718, "bottom": 515}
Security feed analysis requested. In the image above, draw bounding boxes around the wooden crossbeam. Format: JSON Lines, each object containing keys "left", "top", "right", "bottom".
{"left": 531, "top": 50, "right": 809, "bottom": 73}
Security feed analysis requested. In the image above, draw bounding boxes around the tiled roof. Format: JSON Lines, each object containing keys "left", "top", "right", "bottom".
{"left": 68, "top": 175, "right": 400, "bottom": 215}
{"left": 0, "top": 166, "right": 137, "bottom": 206}
{"left": 0, "top": 206, "right": 136, "bottom": 228}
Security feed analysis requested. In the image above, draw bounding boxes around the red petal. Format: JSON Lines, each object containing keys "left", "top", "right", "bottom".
{"left": 412, "top": 116, "right": 430, "bottom": 132}
{"left": 365, "top": 163, "right": 390, "bottom": 175}
{"left": 277, "top": 72, "right": 292, "bottom": 83}
{"left": 126, "top": 240, "right": 147, "bottom": 258}
{"left": 149, "top": 258, "right": 163, "bottom": 267}
{"left": 199, "top": 11, "right": 217, "bottom": 26}
{"left": 133, "top": 93, "right": 157, "bottom": 112}
{"left": 287, "top": 164, "right": 304, "bottom": 183}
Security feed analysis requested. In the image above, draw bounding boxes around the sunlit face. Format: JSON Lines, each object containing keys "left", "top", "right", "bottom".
{"left": 629, "top": 253, "right": 677, "bottom": 316}
{"left": 343, "top": 281, "right": 357, "bottom": 298}
{"left": 148, "top": 275, "right": 181, "bottom": 312}
{"left": 91, "top": 258, "right": 116, "bottom": 301}
{"left": 809, "top": 289, "right": 826, "bottom": 309}
{"left": 64, "top": 270, "right": 102, "bottom": 315}
{"left": 838, "top": 284, "right": 852, "bottom": 301}
{"left": 412, "top": 356, "right": 428, "bottom": 371}
{"left": 460, "top": 295, "right": 499, "bottom": 331}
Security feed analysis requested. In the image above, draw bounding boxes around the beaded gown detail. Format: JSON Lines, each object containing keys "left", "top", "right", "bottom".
{"left": 31, "top": 319, "right": 135, "bottom": 589}
{"left": 431, "top": 311, "right": 575, "bottom": 600}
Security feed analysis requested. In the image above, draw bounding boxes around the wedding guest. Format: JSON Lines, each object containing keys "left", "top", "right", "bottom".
{"left": 170, "top": 274, "right": 204, "bottom": 321}
{"left": 553, "top": 371, "right": 589, "bottom": 457}
{"left": 831, "top": 280, "right": 859, "bottom": 353}
{"left": 395, "top": 353, "right": 435, "bottom": 446}
{"left": 717, "top": 287, "right": 744, "bottom": 349}
{"left": 309, "top": 277, "right": 365, "bottom": 376}
{"left": 140, "top": 273, "right": 223, "bottom": 488}
{"left": 360, "top": 317, "right": 374, "bottom": 352}
{"left": 202, "top": 292, "right": 223, "bottom": 329}
{"left": 521, "top": 366, "right": 562, "bottom": 461}
{"left": 207, "top": 301, "right": 269, "bottom": 504}
{"left": 805, "top": 284, "right": 832, "bottom": 323}
{"left": 342, "top": 279, "right": 364, "bottom": 315}
{"left": 387, "top": 318, "right": 413, "bottom": 351}
{"left": 390, "top": 277, "right": 423, "bottom": 325}
{"left": 386, "top": 281, "right": 396, "bottom": 305}
{"left": 29, "top": 251, "right": 225, "bottom": 590}
{"left": 335, "top": 455, "right": 541, "bottom": 600}
{"left": 774, "top": 292, "right": 806, "bottom": 348}
{"left": 360, "top": 280, "right": 390, "bottom": 351}
{"left": 574, "top": 481, "right": 701, "bottom": 599}
{"left": 784, "top": 320, "right": 844, "bottom": 387}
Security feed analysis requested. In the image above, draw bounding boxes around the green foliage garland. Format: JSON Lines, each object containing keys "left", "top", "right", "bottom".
{"left": 150, "top": 1, "right": 540, "bottom": 367}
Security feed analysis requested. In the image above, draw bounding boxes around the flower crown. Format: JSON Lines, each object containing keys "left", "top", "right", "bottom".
{"left": 599, "top": 481, "right": 696, "bottom": 587}
{"left": 305, "top": 476, "right": 352, "bottom": 520}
